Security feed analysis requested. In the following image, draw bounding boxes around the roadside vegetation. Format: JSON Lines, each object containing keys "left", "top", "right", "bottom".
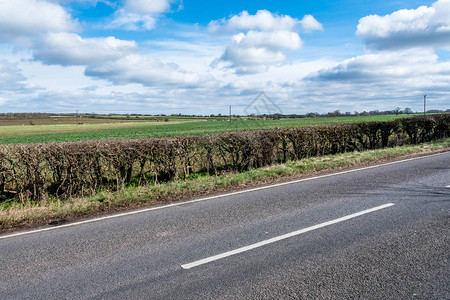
{"left": 0, "top": 114, "right": 448, "bottom": 231}
{"left": 1, "top": 138, "right": 448, "bottom": 231}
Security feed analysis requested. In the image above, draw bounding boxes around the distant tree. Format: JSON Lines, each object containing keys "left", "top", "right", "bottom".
{"left": 404, "top": 107, "right": 413, "bottom": 114}
{"left": 272, "top": 113, "right": 282, "bottom": 120}
{"left": 394, "top": 107, "right": 401, "bottom": 115}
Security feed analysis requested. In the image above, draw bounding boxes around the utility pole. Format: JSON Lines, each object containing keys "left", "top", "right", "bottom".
{"left": 423, "top": 95, "right": 427, "bottom": 115}
{"left": 229, "top": 105, "right": 232, "bottom": 123}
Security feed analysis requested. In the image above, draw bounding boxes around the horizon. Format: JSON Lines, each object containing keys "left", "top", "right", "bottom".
{"left": 2, "top": 108, "right": 449, "bottom": 117}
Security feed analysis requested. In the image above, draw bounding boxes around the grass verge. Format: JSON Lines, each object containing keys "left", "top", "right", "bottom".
{"left": 1, "top": 138, "right": 449, "bottom": 233}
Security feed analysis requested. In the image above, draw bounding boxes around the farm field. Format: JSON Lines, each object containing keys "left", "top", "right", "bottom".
{"left": 0, "top": 120, "right": 199, "bottom": 135}
{"left": 0, "top": 116, "right": 144, "bottom": 126}
{"left": 0, "top": 114, "right": 424, "bottom": 144}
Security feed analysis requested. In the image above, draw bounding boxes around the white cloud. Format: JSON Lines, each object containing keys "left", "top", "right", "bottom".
{"left": 217, "top": 47, "right": 286, "bottom": 74}
{"left": 232, "top": 30, "right": 302, "bottom": 50}
{"left": 301, "top": 49, "right": 450, "bottom": 113}
{"left": 111, "top": 0, "right": 178, "bottom": 30}
{"left": 213, "top": 30, "right": 302, "bottom": 74}
{"left": 300, "top": 15, "right": 324, "bottom": 32}
{"left": 85, "top": 54, "right": 209, "bottom": 88}
{"left": 20, "top": 62, "right": 104, "bottom": 91}
{"left": 209, "top": 10, "right": 299, "bottom": 32}
{"left": 28, "top": 32, "right": 206, "bottom": 88}
{"left": 33, "top": 32, "right": 137, "bottom": 66}
{"left": 110, "top": 10, "right": 157, "bottom": 31}
{"left": 209, "top": 10, "right": 323, "bottom": 33}
{"left": 295, "top": 2, "right": 450, "bottom": 113}
{"left": 0, "top": 1, "right": 208, "bottom": 91}
{"left": 357, "top": 0, "right": 450, "bottom": 50}
{"left": 0, "top": 0, "right": 78, "bottom": 42}
{"left": 124, "top": 0, "right": 172, "bottom": 14}
{"left": 308, "top": 50, "right": 450, "bottom": 82}
{"left": 0, "top": 60, "right": 27, "bottom": 91}
{"left": 210, "top": 10, "right": 322, "bottom": 74}
{"left": 48, "top": 0, "right": 100, "bottom": 3}
{"left": 4, "top": 0, "right": 447, "bottom": 115}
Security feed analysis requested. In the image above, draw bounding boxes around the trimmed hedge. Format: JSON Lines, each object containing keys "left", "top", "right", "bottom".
{"left": 0, "top": 114, "right": 448, "bottom": 202}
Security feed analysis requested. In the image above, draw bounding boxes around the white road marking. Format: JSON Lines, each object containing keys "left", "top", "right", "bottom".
{"left": 1, "top": 151, "right": 446, "bottom": 241}
{"left": 446, "top": 185, "right": 450, "bottom": 188}
{"left": 181, "top": 203, "right": 395, "bottom": 270}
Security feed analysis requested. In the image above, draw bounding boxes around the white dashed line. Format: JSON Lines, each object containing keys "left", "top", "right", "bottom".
{"left": 181, "top": 203, "right": 395, "bottom": 270}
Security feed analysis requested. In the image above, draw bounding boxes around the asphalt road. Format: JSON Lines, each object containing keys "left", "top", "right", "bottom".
{"left": 1, "top": 152, "right": 449, "bottom": 299}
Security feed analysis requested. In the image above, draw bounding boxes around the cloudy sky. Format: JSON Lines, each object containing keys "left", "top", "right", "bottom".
{"left": 0, "top": 0, "right": 449, "bottom": 115}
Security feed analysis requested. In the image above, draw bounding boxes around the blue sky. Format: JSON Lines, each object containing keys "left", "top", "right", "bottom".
{"left": 0, "top": 0, "right": 448, "bottom": 115}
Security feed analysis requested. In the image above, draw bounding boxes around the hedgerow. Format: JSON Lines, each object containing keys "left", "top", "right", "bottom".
{"left": 0, "top": 114, "right": 448, "bottom": 202}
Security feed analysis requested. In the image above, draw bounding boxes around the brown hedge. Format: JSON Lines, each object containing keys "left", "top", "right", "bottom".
{"left": 0, "top": 114, "right": 448, "bottom": 202}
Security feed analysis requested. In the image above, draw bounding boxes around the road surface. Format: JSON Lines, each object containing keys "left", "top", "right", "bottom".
{"left": 1, "top": 152, "right": 449, "bottom": 299}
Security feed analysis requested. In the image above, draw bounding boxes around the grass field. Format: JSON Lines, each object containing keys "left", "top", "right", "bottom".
{"left": 0, "top": 114, "right": 421, "bottom": 144}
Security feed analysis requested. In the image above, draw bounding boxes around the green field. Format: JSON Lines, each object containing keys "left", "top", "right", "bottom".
{"left": 0, "top": 114, "right": 421, "bottom": 144}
